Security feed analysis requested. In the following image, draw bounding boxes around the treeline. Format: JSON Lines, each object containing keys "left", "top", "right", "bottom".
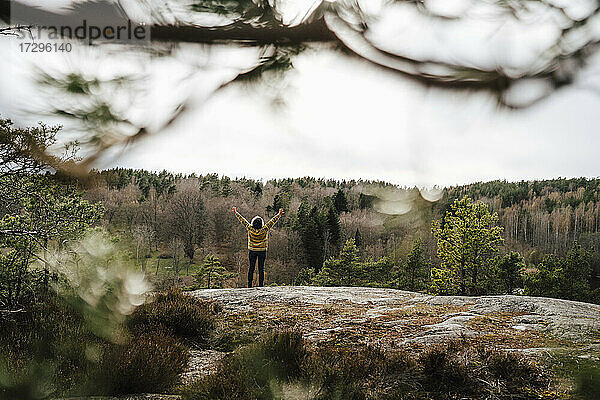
{"left": 444, "top": 178, "right": 600, "bottom": 252}
{"left": 86, "top": 168, "right": 387, "bottom": 285}
{"left": 298, "top": 197, "right": 598, "bottom": 304}
{"left": 85, "top": 169, "right": 600, "bottom": 299}
{"left": 92, "top": 169, "right": 600, "bottom": 267}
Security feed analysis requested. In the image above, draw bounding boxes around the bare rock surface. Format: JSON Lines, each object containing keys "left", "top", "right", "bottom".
{"left": 182, "top": 349, "right": 226, "bottom": 384}
{"left": 183, "top": 286, "right": 600, "bottom": 386}
{"left": 191, "top": 286, "right": 600, "bottom": 347}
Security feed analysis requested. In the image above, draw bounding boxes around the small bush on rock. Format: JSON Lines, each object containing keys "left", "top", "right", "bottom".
{"left": 92, "top": 331, "right": 189, "bottom": 395}
{"left": 181, "top": 331, "right": 307, "bottom": 400}
{"left": 127, "top": 290, "right": 220, "bottom": 344}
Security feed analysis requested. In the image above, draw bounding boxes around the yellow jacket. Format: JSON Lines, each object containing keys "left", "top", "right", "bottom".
{"left": 235, "top": 210, "right": 281, "bottom": 251}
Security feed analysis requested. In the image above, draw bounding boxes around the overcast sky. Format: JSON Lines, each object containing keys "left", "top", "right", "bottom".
{"left": 1, "top": 0, "right": 600, "bottom": 187}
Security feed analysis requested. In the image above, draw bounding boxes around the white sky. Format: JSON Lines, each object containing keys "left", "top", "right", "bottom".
{"left": 109, "top": 49, "right": 600, "bottom": 187}
{"left": 1, "top": 0, "right": 600, "bottom": 187}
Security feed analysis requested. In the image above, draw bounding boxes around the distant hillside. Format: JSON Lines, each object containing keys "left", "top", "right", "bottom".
{"left": 88, "top": 171, "right": 600, "bottom": 281}
{"left": 444, "top": 178, "right": 600, "bottom": 250}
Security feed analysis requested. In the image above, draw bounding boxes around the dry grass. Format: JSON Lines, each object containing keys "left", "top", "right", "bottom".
{"left": 181, "top": 331, "right": 561, "bottom": 400}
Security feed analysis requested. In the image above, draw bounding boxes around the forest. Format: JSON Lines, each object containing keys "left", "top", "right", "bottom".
{"left": 76, "top": 165, "right": 600, "bottom": 299}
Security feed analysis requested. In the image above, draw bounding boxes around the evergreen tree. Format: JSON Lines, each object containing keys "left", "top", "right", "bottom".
{"left": 197, "top": 254, "right": 233, "bottom": 289}
{"left": 523, "top": 242, "right": 593, "bottom": 302}
{"left": 314, "top": 239, "right": 361, "bottom": 286}
{"left": 496, "top": 252, "right": 524, "bottom": 294}
{"left": 364, "top": 257, "right": 395, "bottom": 287}
{"left": 333, "top": 189, "right": 349, "bottom": 213}
{"left": 404, "top": 238, "right": 430, "bottom": 291}
{"left": 359, "top": 193, "right": 374, "bottom": 209}
{"left": 310, "top": 239, "right": 394, "bottom": 287}
{"left": 523, "top": 254, "right": 563, "bottom": 298}
{"left": 579, "top": 233, "right": 600, "bottom": 282}
{"left": 267, "top": 194, "right": 284, "bottom": 214}
{"left": 294, "top": 267, "right": 316, "bottom": 286}
{"left": 294, "top": 198, "right": 324, "bottom": 270}
{"left": 253, "top": 182, "right": 263, "bottom": 198}
{"left": 305, "top": 206, "right": 325, "bottom": 271}
{"left": 431, "top": 196, "right": 504, "bottom": 295}
{"left": 354, "top": 228, "right": 362, "bottom": 248}
{"left": 295, "top": 198, "right": 310, "bottom": 232}
{"left": 560, "top": 242, "right": 592, "bottom": 301}
{"left": 326, "top": 205, "right": 342, "bottom": 256}
{"left": 220, "top": 176, "right": 232, "bottom": 197}
{"left": 430, "top": 267, "right": 456, "bottom": 295}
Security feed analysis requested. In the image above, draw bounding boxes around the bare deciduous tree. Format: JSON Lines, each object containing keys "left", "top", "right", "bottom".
{"left": 168, "top": 237, "right": 184, "bottom": 277}
{"left": 164, "top": 180, "right": 205, "bottom": 260}
{"left": 132, "top": 224, "right": 154, "bottom": 271}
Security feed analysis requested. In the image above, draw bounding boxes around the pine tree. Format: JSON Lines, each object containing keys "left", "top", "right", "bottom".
{"left": 431, "top": 196, "right": 504, "bottom": 295}
{"left": 326, "top": 205, "right": 342, "bottom": 256}
{"left": 363, "top": 257, "right": 394, "bottom": 287}
{"left": 523, "top": 242, "right": 593, "bottom": 302}
{"left": 496, "top": 252, "right": 524, "bottom": 293}
{"left": 294, "top": 267, "right": 316, "bottom": 286}
{"left": 267, "top": 194, "right": 284, "bottom": 214}
{"left": 253, "top": 182, "right": 263, "bottom": 198}
{"left": 197, "top": 254, "right": 233, "bottom": 289}
{"left": 305, "top": 206, "right": 325, "bottom": 270}
{"left": 560, "top": 242, "right": 592, "bottom": 301}
{"left": 359, "top": 193, "right": 374, "bottom": 209}
{"left": 354, "top": 228, "right": 362, "bottom": 248}
{"left": 404, "top": 238, "right": 430, "bottom": 291}
{"left": 314, "top": 239, "right": 361, "bottom": 286}
{"left": 523, "top": 254, "right": 563, "bottom": 298}
{"left": 295, "top": 198, "right": 310, "bottom": 232}
{"left": 333, "top": 189, "right": 349, "bottom": 213}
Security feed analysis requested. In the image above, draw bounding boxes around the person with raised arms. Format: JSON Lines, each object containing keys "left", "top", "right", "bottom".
{"left": 233, "top": 206, "right": 283, "bottom": 288}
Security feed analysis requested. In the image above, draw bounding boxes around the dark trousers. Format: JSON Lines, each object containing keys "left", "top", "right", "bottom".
{"left": 248, "top": 250, "right": 266, "bottom": 288}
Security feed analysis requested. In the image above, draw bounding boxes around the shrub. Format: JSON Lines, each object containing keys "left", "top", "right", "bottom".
{"left": 181, "top": 331, "right": 307, "bottom": 400}
{"left": 92, "top": 331, "right": 189, "bottom": 395}
{"left": 306, "top": 345, "right": 417, "bottom": 400}
{"left": 1, "top": 290, "right": 213, "bottom": 398}
{"left": 127, "top": 290, "right": 220, "bottom": 344}
{"left": 481, "top": 347, "right": 543, "bottom": 386}
{"left": 418, "top": 341, "right": 551, "bottom": 399}
{"left": 418, "top": 343, "right": 476, "bottom": 395}
{"left": 0, "top": 293, "right": 95, "bottom": 397}
{"left": 182, "top": 334, "right": 552, "bottom": 400}
{"left": 260, "top": 329, "right": 307, "bottom": 380}
{"left": 574, "top": 366, "right": 600, "bottom": 400}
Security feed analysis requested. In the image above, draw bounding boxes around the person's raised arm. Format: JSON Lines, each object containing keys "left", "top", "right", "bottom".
{"left": 265, "top": 208, "right": 283, "bottom": 230}
{"left": 233, "top": 207, "right": 250, "bottom": 230}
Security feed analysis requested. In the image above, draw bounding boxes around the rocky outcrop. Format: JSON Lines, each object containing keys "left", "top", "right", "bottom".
{"left": 61, "top": 287, "right": 600, "bottom": 399}
{"left": 191, "top": 286, "right": 600, "bottom": 350}
{"left": 182, "top": 286, "right": 600, "bottom": 388}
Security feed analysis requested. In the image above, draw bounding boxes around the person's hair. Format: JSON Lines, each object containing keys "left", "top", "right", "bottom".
{"left": 251, "top": 216, "right": 263, "bottom": 230}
